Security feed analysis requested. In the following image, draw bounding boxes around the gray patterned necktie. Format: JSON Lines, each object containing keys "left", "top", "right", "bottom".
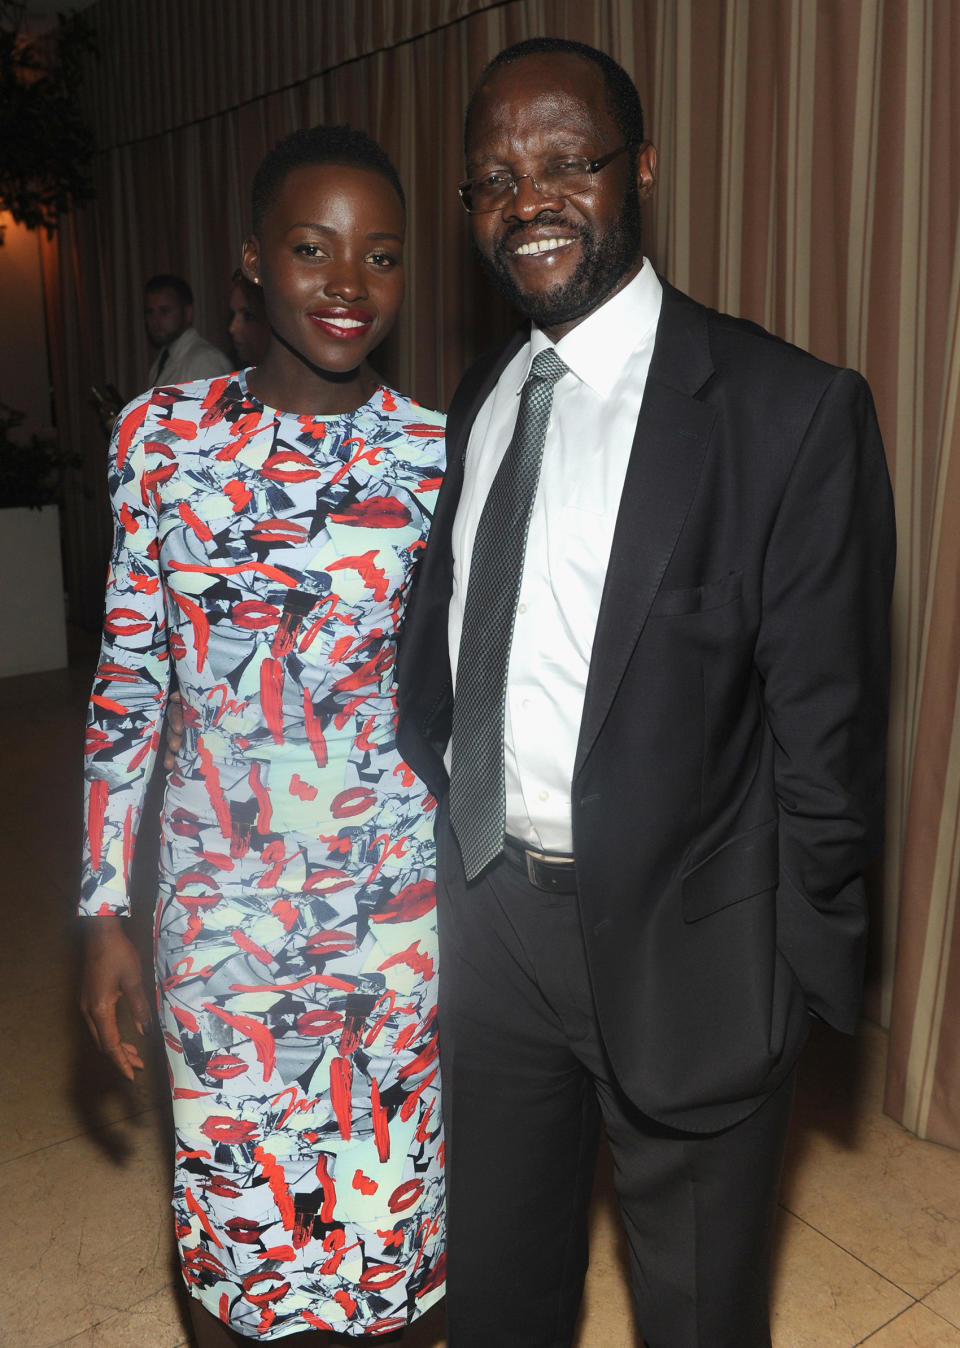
{"left": 449, "top": 347, "right": 569, "bottom": 881}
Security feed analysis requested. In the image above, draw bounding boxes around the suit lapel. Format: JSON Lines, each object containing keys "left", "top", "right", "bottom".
{"left": 575, "top": 283, "right": 717, "bottom": 776}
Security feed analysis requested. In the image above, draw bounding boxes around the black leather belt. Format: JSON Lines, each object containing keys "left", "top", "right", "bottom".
{"left": 502, "top": 837, "right": 578, "bottom": 893}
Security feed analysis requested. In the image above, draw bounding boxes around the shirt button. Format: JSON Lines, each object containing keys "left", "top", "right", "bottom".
{"left": 538, "top": 790, "right": 549, "bottom": 802}
{"left": 521, "top": 698, "right": 530, "bottom": 710}
{"left": 517, "top": 602, "right": 527, "bottom": 614}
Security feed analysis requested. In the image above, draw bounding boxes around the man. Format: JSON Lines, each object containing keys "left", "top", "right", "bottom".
{"left": 397, "top": 36, "right": 895, "bottom": 1348}
{"left": 143, "top": 272, "right": 232, "bottom": 386}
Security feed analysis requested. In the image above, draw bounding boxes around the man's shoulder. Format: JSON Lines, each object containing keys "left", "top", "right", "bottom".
{"left": 662, "top": 279, "right": 852, "bottom": 392}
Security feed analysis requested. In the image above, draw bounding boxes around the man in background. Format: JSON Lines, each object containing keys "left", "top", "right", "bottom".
{"left": 398, "top": 35, "right": 896, "bottom": 1348}
{"left": 143, "top": 272, "right": 232, "bottom": 386}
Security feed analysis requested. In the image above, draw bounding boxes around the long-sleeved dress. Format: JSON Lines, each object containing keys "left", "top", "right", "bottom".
{"left": 81, "top": 370, "right": 446, "bottom": 1338}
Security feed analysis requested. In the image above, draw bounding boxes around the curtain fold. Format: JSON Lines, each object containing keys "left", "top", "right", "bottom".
{"left": 43, "top": 0, "right": 960, "bottom": 1145}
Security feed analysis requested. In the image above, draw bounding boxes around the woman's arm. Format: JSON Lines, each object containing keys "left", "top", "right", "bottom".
{"left": 80, "top": 395, "right": 171, "bottom": 1072}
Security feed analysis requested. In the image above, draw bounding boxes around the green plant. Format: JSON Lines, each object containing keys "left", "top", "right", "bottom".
{"left": 0, "top": 403, "right": 79, "bottom": 509}
{"left": 0, "top": 0, "right": 97, "bottom": 243}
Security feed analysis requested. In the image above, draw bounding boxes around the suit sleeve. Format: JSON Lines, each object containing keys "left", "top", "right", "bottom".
{"left": 80, "top": 396, "right": 171, "bottom": 916}
{"left": 753, "top": 366, "right": 895, "bottom": 1030}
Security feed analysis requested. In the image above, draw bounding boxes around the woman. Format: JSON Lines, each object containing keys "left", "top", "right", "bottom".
{"left": 80, "top": 125, "right": 446, "bottom": 1344}
{"left": 228, "top": 267, "right": 270, "bottom": 367}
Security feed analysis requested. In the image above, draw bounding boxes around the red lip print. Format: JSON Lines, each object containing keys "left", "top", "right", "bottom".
{"left": 295, "top": 1009, "right": 344, "bottom": 1037}
{"left": 330, "top": 786, "right": 377, "bottom": 818}
{"left": 231, "top": 600, "right": 280, "bottom": 629}
{"left": 248, "top": 519, "right": 309, "bottom": 545}
{"left": 205, "top": 1176, "right": 242, "bottom": 1198}
{"left": 359, "top": 1263, "right": 406, "bottom": 1290}
{"left": 260, "top": 450, "right": 321, "bottom": 483}
{"left": 224, "top": 1216, "right": 263, "bottom": 1245}
{"left": 402, "top": 423, "right": 446, "bottom": 438}
{"left": 302, "top": 868, "right": 354, "bottom": 895}
{"left": 371, "top": 879, "right": 436, "bottom": 923}
{"left": 328, "top": 496, "right": 411, "bottom": 528}
{"left": 387, "top": 1178, "right": 424, "bottom": 1214}
{"left": 199, "top": 1116, "right": 260, "bottom": 1144}
{"left": 305, "top": 930, "right": 356, "bottom": 957}
{"left": 103, "top": 607, "right": 153, "bottom": 637}
{"left": 206, "top": 1053, "right": 249, "bottom": 1080}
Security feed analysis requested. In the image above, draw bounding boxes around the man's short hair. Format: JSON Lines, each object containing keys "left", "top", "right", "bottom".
{"left": 144, "top": 273, "right": 193, "bottom": 307}
{"left": 250, "top": 124, "right": 405, "bottom": 236}
{"left": 465, "top": 37, "right": 645, "bottom": 155}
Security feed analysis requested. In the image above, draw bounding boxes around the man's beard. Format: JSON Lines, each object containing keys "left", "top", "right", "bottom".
{"left": 478, "top": 180, "right": 644, "bottom": 329}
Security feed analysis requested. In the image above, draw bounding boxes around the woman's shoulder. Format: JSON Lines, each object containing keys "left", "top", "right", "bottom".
{"left": 112, "top": 374, "right": 247, "bottom": 460}
{"left": 372, "top": 386, "right": 445, "bottom": 431}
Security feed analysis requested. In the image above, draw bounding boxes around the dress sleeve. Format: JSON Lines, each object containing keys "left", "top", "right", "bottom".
{"left": 80, "top": 395, "right": 172, "bottom": 916}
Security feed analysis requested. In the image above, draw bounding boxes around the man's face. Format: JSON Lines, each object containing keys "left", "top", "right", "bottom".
{"left": 465, "top": 53, "right": 656, "bottom": 339}
{"left": 144, "top": 287, "right": 191, "bottom": 348}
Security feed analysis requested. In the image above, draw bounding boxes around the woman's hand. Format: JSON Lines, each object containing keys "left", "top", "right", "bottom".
{"left": 163, "top": 690, "right": 184, "bottom": 770}
{"left": 80, "top": 915, "right": 152, "bottom": 1081}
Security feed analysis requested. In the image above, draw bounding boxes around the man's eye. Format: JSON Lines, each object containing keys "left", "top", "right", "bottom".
{"left": 479, "top": 171, "right": 513, "bottom": 190}
{"left": 549, "top": 158, "right": 589, "bottom": 177}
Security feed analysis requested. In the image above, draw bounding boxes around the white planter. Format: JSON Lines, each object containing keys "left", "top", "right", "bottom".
{"left": 0, "top": 504, "right": 67, "bottom": 676}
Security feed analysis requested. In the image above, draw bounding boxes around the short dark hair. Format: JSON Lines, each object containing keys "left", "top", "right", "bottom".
{"left": 145, "top": 273, "right": 193, "bottom": 306}
{"left": 465, "top": 37, "right": 645, "bottom": 156}
{"left": 250, "top": 123, "right": 405, "bottom": 235}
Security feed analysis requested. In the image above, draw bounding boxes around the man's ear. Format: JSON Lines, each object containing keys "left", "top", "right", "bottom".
{"left": 183, "top": 303, "right": 195, "bottom": 327}
{"left": 636, "top": 141, "right": 657, "bottom": 202}
{"left": 241, "top": 235, "right": 262, "bottom": 286}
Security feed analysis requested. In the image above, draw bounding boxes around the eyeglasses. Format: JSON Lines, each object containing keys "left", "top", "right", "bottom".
{"left": 458, "top": 146, "right": 629, "bottom": 214}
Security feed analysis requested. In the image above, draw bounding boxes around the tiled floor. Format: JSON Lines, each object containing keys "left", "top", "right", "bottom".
{"left": 3, "top": 638, "right": 960, "bottom": 1347}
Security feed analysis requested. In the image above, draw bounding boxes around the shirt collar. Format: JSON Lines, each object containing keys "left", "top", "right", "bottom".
{"left": 520, "top": 259, "right": 662, "bottom": 396}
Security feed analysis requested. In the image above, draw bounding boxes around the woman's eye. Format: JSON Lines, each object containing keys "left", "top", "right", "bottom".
{"left": 368, "top": 251, "right": 399, "bottom": 269}
{"left": 293, "top": 242, "right": 325, "bottom": 258}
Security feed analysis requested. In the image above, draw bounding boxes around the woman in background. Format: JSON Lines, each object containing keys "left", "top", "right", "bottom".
{"left": 228, "top": 266, "right": 270, "bottom": 368}
{"left": 79, "top": 125, "right": 446, "bottom": 1345}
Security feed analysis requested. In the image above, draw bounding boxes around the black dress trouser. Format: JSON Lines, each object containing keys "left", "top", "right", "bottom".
{"left": 435, "top": 808, "right": 796, "bottom": 1348}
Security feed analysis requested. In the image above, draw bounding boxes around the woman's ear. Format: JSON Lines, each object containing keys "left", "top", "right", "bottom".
{"left": 240, "top": 235, "right": 262, "bottom": 287}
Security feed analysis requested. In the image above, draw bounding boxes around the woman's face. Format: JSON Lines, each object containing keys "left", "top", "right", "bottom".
{"left": 228, "top": 284, "right": 269, "bottom": 366}
{"left": 242, "top": 163, "right": 405, "bottom": 378}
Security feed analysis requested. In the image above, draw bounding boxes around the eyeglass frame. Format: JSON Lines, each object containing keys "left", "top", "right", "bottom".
{"left": 457, "top": 145, "right": 630, "bottom": 215}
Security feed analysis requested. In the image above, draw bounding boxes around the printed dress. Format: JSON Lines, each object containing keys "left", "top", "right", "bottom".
{"left": 81, "top": 370, "right": 446, "bottom": 1338}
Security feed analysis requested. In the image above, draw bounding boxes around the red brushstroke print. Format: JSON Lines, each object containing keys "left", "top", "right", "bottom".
{"left": 330, "top": 1056, "right": 353, "bottom": 1140}
{"left": 371, "top": 1078, "right": 390, "bottom": 1163}
{"left": 260, "top": 657, "right": 284, "bottom": 744}
{"left": 302, "top": 690, "right": 328, "bottom": 768}
{"left": 327, "top": 550, "right": 389, "bottom": 601}
{"left": 88, "top": 779, "right": 108, "bottom": 869}
{"left": 203, "top": 1003, "right": 277, "bottom": 1082}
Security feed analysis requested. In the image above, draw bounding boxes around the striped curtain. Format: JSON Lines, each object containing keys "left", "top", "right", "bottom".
{"left": 46, "top": 0, "right": 960, "bottom": 1145}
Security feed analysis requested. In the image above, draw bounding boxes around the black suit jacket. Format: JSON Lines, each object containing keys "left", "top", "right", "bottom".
{"left": 398, "top": 279, "right": 896, "bottom": 1131}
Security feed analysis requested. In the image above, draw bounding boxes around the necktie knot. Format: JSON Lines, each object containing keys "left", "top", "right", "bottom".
{"left": 528, "top": 347, "right": 568, "bottom": 387}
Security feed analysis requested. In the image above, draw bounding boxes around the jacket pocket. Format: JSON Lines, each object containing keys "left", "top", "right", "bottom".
{"left": 682, "top": 818, "right": 778, "bottom": 922}
{"left": 649, "top": 570, "right": 743, "bottom": 618}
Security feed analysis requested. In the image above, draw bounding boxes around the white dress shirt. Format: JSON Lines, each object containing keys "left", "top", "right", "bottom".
{"left": 448, "top": 260, "right": 663, "bottom": 853}
{"left": 146, "top": 325, "right": 233, "bottom": 387}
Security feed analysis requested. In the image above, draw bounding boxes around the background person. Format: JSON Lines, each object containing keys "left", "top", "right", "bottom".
{"left": 144, "top": 271, "right": 233, "bottom": 386}
{"left": 228, "top": 266, "right": 270, "bottom": 367}
{"left": 81, "top": 126, "right": 446, "bottom": 1345}
{"left": 398, "top": 36, "right": 896, "bottom": 1348}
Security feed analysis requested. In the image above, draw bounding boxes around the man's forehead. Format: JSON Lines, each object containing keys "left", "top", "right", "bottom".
{"left": 468, "top": 52, "right": 611, "bottom": 145}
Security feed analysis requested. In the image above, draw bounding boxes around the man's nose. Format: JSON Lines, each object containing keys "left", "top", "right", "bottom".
{"left": 503, "top": 173, "right": 565, "bottom": 219}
